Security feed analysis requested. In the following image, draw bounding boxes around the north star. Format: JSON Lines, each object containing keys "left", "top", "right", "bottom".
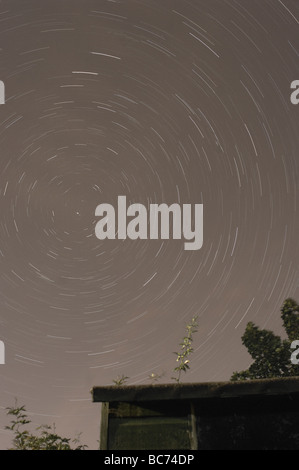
{"left": 104, "top": 455, "right": 138, "bottom": 467}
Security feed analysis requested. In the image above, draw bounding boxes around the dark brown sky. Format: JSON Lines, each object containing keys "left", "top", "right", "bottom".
{"left": 0, "top": 0, "right": 298, "bottom": 449}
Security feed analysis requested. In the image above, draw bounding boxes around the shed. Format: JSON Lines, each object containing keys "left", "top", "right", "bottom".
{"left": 92, "top": 377, "right": 299, "bottom": 450}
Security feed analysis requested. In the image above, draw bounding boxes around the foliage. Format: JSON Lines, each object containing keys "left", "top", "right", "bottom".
{"left": 6, "top": 403, "right": 87, "bottom": 450}
{"left": 112, "top": 374, "right": 129, "bottom": 386}
{"left": 231, "top": 298, "right": 299, "bottom": 381}
{"left": 172, "top": 315, "right": 198, "bottom": 383}
{"left": 148, "top": 372, "right": 165, "bottom": 383}
{"left": 112, "top": 316, "right": 199, "bottom": 385}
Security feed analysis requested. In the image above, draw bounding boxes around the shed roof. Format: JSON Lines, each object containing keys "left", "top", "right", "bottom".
{"left": 92, "top": 376, "right": 299, "bottom": 403}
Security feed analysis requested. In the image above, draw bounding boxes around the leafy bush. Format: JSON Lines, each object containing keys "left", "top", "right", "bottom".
{"left": 6, "top": 403, "right": 87, "bottom": 450}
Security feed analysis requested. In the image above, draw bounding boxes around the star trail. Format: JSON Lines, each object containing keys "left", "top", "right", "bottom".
{"left": 0, "top": 0, "right": 298, "bottom": 449}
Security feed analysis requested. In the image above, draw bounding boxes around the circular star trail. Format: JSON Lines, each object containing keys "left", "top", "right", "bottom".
{"left": 0, "top": 0, "right": 298, "bottom": 449}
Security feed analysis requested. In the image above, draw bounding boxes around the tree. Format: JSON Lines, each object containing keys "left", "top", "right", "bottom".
{"left": 6, "top": 403, "right": 87, "bottom": 450}
{"left": 231, "top": 298, "right": 299, "bottom": 381}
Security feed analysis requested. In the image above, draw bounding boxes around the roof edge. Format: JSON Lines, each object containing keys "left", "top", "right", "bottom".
{"left": 92, "top": 376, "right": 299, "bottom": 403}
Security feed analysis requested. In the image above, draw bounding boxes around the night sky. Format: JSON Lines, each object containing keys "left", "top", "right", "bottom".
{"left": 0, "top": 0, "right": 298, "bottom": 450}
